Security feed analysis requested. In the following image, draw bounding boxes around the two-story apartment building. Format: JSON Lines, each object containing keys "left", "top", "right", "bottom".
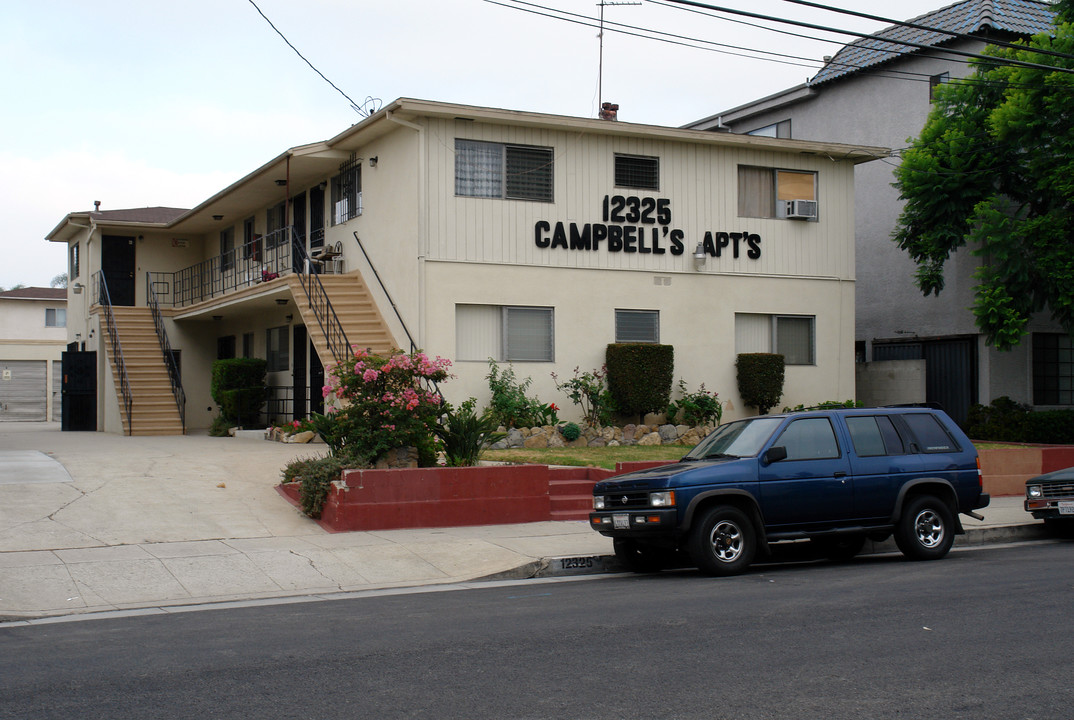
{"left": 0, "top": 287, "right": 67, "bottom": 422}
{"left": 686, "top": 0, "right": 1059, "bottom": 425}
{"left": 47, "top": 98, "right": 883, "bottom": 435}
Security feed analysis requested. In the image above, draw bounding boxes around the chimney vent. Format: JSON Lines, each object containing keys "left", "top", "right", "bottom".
{"left": 93, "top": 200, "right": 101, "bottom": 212}
{"left": 599, "top": 102, "right": 619, "bottom": 121}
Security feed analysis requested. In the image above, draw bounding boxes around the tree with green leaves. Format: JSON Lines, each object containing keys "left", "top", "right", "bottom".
{"left": 893, "top": 0, "right": 1074, "bottom": 350}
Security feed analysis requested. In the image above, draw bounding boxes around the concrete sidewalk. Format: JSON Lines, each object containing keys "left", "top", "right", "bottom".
{"left": 0, "top": 423, "right": 1044, "bottom": 623}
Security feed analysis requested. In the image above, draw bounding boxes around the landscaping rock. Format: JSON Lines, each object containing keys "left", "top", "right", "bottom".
{"left": 375, "top": 447, "right": 419, "bottom": 469}
{"left": 637, "top": 432, "right": 662, "bottom": 446}
{"left": 658, "top": 424, "right": 679, "bottom": 443}
{"left": 523, "top": 433, "right": 549, "bottom": 449}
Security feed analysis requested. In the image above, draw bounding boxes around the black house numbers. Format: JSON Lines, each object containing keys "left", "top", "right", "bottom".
{"left": 534, "top": 196, "right": 762, "bottom": 260}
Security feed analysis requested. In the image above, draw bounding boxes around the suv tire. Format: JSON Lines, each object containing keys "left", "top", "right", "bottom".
{"left": 894, "top": 495, "right": 954, "bottom": 561}
{"left": 690, "top": 506, "right": 756, "bottom": 576}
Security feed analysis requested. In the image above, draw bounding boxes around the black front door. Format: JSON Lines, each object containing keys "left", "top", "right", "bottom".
{"left": 61, "top": 351, "right": 96, "bottom": 431}
{"left": 102, "top": 235, "right": 136, "bottom": 306}
{"left": 293, "top": 325, "right": 307, "bottom": 420}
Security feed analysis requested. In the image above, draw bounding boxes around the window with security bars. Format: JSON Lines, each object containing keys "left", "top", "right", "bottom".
{"left": 455, "top": 140, "right": 553, "bottom": 202}
{"left": 615, "top": 154, "right": 659, "bottom": 190}
{"left": 1033, "top": 333, "right": 1074, "bottom": 405}
{"left": 735, "top": 313, "right": 815, "bottom": 365}
{"left": 615, "top": 309, "right": 659, "bottom": 343}
{"left": 331, "top": 155, "right": 362, "bottom": 225}
{"left": 455, "top": 304, "right": 554, "bottom": 362}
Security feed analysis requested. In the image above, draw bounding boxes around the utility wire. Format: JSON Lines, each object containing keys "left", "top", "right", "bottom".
{"left": 245, "top": 0, "right": 380, "bottom": 117}
{"left": 778, "top": 0, "right": 1074, "bottom": 64}
{"left": 658, "top": 0, "right": 1074, "bottom": 75}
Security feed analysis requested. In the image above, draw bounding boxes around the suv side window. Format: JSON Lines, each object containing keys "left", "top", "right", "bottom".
{"left": 846, "top": 415, "right": 907, "bottom": 457}
{"left": 902, "top": 413, "right": 959, "bottom": 453}
{"left": 774, "top": 417, "right": 840, "bottom": 460}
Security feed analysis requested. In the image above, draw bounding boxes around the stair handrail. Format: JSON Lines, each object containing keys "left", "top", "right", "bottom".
{"left": 146, "top": 273, "right": 186, "bottom": 433}
{"left": 93, "top": 271, "right": 133, "bottom": 436}
{"left": 290, "top": 229, "right": 352, "bottom": 368}
{"left": 351, "top": 231, "right": 418, "bottom": 354}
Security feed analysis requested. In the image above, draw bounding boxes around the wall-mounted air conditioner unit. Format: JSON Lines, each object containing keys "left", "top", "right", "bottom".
{"left": 785, "top": 199, "right": 818, "bottom": 220}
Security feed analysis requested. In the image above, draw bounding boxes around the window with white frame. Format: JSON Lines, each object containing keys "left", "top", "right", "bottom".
{"left": 747, "top": 119, "right": 792, "bottom": 139}
{"left": 735, "top": 313, "right": 815, "bottom": 365}
{"left": 455, "top": 140, "right": 553, "bottom": 202}
{"left": 267, "top": 326, "right": 289, "bottom": 371}
{"left": 738, "top": 166, "right": 817, "bottom": 219}
{"left": 331, "top": 155, "right": 362, "bottom": 225}
{"left": 45, "top": 308, "right": 66, "bottom": 328}
{"left": 614, "top": 154, "right": 659, "bottom": 190}
{"left": 615, "top": 309, "right": 659, "bottom": 343}
{"left": 456, "top": 305, "right": 555, "bottom": 362}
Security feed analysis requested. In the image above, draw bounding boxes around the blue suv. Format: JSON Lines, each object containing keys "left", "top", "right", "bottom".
{"left": 590, "top": 407, "right": 989, "bottom": 575}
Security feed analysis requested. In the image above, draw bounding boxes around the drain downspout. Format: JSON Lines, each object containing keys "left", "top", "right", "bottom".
{"left": 386, "top": 111, "right": 426, "bottom": 350}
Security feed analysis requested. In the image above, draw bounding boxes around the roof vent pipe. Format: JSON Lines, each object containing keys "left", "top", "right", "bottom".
{"left": 93, "top": 201, "right": 101, "bottom": 212}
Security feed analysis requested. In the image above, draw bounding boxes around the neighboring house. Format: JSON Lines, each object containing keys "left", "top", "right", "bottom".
{"left": 686, "top": 0, "right": 1058, "bottom": 425}
{"left": 0, "top": 287, "right": 68, "bottom": 422}
{"left": 46, "top": 98, "right": 883, "bottom": 435}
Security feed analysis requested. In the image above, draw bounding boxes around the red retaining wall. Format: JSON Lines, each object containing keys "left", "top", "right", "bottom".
{"left": 980, "top": 446, "right": 1074, "bottom": 496}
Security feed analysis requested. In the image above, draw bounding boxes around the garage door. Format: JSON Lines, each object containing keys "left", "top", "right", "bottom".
{"left": 0, "top": 360, "right": 47, "bottom": 421}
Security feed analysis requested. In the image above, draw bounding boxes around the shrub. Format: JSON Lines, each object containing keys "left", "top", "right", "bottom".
{"left": 963, "top": 396, "right": 1074, "bottom": 443}
{"left": 552, "top": 365, "right": 615, "bottom": 427}
{"left": 736, "top": 353, "right": 785, "bottom": 415}
{"left": 606, "top": 344, "right": 674, "bottom": 421}
{"left": 322, "top": 348, "right": 451, "bottom": 466}
{"left": 436, "top": 398, "right": 505, "bottom": 466}
{"left": 282, "top": 449, "right": 369, "bottom": 519}
{"left": 668, "top": 380, "right": 723, "bottom": 426}
{"left": 559, "top": 422, "right": 582, "bottom": 441}
{"left": 211, "top": 358, "right": 267, "bottom": 427}
{"left": 485, "top": 360, "right": 547, "bottom": 428}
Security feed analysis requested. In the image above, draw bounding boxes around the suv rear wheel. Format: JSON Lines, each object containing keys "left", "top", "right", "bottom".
{"left": 894, "top": 495, "right": 954, "bottom": 560}
{"left": 689, "top": 506, "right": 756, "bottom": 576}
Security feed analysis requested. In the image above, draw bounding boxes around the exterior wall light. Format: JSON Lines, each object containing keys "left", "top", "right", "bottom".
{"left": 369, "top": 156, "right": 378, "bottom": 168}
{"left": 72, "top": 283, "right": 84, "bottom": 294}
{"left": 693, "top": 242, "right": 707, "bottom": 269}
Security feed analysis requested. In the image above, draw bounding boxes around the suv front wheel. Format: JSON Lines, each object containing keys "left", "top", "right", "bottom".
{"left": 689, "top": 506, "right": 756, "bottom": 576}
{"left": 894, "top": 495, "right": 954, "bottom": 561}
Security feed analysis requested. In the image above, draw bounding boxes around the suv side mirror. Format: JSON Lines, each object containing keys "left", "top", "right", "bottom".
{"left": 763, "top": 446, "right": 788, "bottom": 464}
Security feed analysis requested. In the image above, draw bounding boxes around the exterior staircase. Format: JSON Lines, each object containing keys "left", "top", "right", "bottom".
{"left": 549, "top": 469, "right": 603, "bottom": 521}
{"left": 287, "top": 273, "right": 397, "bottom": 366}
{"left": 100, "top": 307, "right": 185, "bottom": 436}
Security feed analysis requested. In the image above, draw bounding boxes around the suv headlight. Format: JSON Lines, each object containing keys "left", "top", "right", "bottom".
{"left": 649, "top": 491, "right": 676, "bottom": 508}
{"left": 594, "top": 495, "right": 606, "bottom": 510}
{"left": 1027, "top": 485, "right": 1042, "bottom": 499}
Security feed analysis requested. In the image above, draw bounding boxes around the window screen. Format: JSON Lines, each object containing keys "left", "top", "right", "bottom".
{"left": 615, "top": 154, "right": 659, "bottom": 190}
{"left": 775, "top": 316, "right": 815, "bottom": 365}
{"left": 615, "top": 310, "right": 659, "bottom": 343}
{"left": 455, "top": 305, "right": 554, "bottom": 362}
{"left": 506, "top": 145, "right": 553, "bottom": 201}
{"left": 456, "top": 140, "right": 553, "bottom": 201}
{"left": 505, "top": 307, "right": 554, "bottom": 361}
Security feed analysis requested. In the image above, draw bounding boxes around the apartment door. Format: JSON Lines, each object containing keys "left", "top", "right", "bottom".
{"left": 102, "top": 235, "right": 136, "bottom": 306}
{"left": 61, "top": 350, "right": 97, "bottom": 431}
{"left": 291, "top": 193, "right": 306, "bottom": 273}
{"left": 310, "top": 341, "right": 324, "bottom": 416}
{"left": 293, "top": 324, "right": 307, "bottom": 420}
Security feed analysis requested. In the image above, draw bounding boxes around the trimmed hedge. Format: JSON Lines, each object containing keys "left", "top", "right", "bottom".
{"left": 606, "top": 343, "right": 674, "bottom": 420}
{"left": 736, "top": 353, "right": 785, "bottom": 415}
{"left": 965, "top": 396, "right": 1074, "bottom": 443}
{"left": 211, "top": 358, "right": 267, "bottom": 427}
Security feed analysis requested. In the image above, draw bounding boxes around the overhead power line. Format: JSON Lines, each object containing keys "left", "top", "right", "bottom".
{"left": 658, "top": 0, "right": 1074, "bottom": 75}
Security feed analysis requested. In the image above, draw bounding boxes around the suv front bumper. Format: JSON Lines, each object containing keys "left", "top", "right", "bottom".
{"left": 589, "top": 508, "right": 678, "bottom": 536}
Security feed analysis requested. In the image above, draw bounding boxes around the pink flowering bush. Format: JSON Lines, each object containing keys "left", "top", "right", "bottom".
{"left": 321, "top": 347, "right": 451, "bottom": 466}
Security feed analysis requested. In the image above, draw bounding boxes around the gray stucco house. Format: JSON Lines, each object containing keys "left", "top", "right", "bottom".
{"left": 686, "top": 0, "right": 1062, "bottom": 425}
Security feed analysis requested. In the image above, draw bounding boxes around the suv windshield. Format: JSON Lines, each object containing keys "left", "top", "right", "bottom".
{"left": 683, "top": 417, "right": 783, "bottom": 460}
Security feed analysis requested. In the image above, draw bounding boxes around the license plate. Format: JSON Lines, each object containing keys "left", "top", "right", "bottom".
{"left": 1060, "top": 502, "right": 1074, "bottom": 515}
{"left": 613, "top": 514, "right": 629, "bottom": 529}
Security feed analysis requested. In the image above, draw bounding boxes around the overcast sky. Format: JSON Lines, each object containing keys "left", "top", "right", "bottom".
{"left": 0, "top": 0, "right": 944, "bottom": 289}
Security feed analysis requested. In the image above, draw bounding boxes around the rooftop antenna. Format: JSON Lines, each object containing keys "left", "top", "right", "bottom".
{"left": 598, "top": 1, "right": 640, "bottom": 116}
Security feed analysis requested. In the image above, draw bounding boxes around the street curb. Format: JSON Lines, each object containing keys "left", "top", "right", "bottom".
{"left": 531, "top": 522, "right": 1050, "bottom": 579}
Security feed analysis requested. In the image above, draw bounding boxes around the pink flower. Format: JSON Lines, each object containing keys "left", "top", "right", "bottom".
{"left": 362, "top": 368, "right": 379, "bottom": 383}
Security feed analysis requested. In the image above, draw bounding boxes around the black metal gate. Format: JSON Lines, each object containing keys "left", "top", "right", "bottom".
{"left": 873, "top": 336, "right": 978, "bottom": 426}
{"left": 61, "top": 350, "right": 97, "bottom": 431}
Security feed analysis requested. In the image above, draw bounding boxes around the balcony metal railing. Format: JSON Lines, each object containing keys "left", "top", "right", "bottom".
{"left": 148, "top": 228, "right": 299, "bottom": 308}
{"left": 147, "top": 275, "right": 186, "bottom": 433}
{"left": 290, "top": 235, "right": 352, "bottom": 368}
{"left": 92, "top": 271, "right": 133, "bottom": 436}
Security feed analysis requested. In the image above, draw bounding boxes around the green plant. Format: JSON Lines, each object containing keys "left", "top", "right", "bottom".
{"left": 605, "top": 344, "right": 674, "bottom": 421}
{"left": 559, "top": 422, "right": 582, "bottom": 442}
{"left": 485, "top": 360, "right": 546, "bottom": 428}
{"left": 283, "top": 449, "right": 370, "bottom": 518}
{"left": 208, "top": 414, "right": 232, "bottom": 437}
{"left": 211, "top": 358, "right": 267, "bottom": 427}
{"left": 322, "top": 348, "right": 451, "bottom": 466}
{"left": 736, "top": 353, "right": 785, "bottom": 415}
{"left": 552, "top": 365, "right": 615, "bottom": 427}
{"left": 668, "top": 380, "right": 723, "bottom": 426}
{"left": 435, "top": 398, "right": 505, "bottom": 467}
